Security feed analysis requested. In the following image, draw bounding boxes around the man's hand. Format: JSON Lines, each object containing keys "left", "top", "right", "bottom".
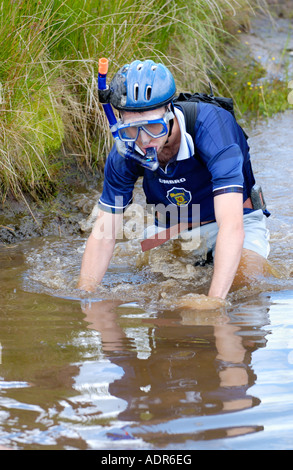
{"left": 177, "top": 293, "right": 227, "bottom": 310}
{"left": 77, "top": 209, "right": 123, "bottom": 292}
{"left": 77, "top": 275, "right": 99, "bottom": 293}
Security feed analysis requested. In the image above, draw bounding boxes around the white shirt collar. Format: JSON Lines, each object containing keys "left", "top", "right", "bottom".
{"left": 174, "top": 106, "right": 194, "bottom": 160}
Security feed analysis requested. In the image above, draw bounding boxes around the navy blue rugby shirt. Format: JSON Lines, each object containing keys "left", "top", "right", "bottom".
{"left": 98, "top": 103, "right": 255, "bottom": 225}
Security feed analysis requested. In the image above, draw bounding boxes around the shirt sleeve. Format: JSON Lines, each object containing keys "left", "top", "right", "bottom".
{"left": 194, "top": 104, "right": 246, "bottom": 194}
{"left": 98, "top": 146, "right": 141, "bottom": 213}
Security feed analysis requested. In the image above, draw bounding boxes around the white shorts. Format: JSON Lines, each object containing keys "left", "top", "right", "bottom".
{"left": 144, "top": 209, "right": 270, "bottom": 260}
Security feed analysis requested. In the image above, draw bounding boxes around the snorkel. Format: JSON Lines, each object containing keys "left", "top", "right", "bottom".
{"left": 98, "top": 58, "right": 159, "bottom": 171}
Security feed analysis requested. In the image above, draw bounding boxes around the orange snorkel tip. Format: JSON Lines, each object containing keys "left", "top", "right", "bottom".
{"left": 98, "top": 58, "right": 108, "bottom": 75}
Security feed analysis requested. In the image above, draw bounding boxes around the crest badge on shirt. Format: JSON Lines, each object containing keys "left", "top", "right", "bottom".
{"left": 166, "top": 187, "right": 192, "bottom": 206}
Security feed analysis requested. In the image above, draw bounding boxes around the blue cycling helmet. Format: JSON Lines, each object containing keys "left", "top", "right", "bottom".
{"left": 109, "top": 60, "right": 176, "bottom": 111}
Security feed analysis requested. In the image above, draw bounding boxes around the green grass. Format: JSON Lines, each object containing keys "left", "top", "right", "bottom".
{"left": 211, "top": 46, "right": 292, "bottom": 121}
{"left": 0, "top": 0, "right": 287, "bottom": 203}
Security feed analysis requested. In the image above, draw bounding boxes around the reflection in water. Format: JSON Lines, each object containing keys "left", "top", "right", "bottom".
{"left": 1, "top": 241, "right": 293, "bottom": 449}
{"left": 81, "top": 298, "right": 269, "bottom": 445}
{"left": 1, "top": 109, "right": 293, "bottom": 449}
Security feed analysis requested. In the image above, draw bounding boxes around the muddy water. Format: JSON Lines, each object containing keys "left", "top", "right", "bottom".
{"left": 0, "top": 109, "right": 293, "bottom": 450}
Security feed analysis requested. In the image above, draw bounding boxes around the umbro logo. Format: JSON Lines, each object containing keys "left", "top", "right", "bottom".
{"left": 159, "top": 177, "right": 186, "bottom": 184}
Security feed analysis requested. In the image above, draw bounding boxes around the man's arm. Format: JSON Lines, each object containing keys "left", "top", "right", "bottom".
{"left": 77, "top": 209, "right": 123, "bottom": 292}
{"left": 208, "top": 192, "right": 245, "bottom": 299}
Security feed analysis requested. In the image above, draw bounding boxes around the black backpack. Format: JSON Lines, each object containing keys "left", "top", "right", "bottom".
{"left": 173, "top": 88, "right": 249, "bottom": 141}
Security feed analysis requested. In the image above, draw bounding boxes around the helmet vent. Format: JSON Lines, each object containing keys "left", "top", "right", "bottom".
{"left": 151, "top": 65, "right": 157, "bottom": 71}
{"left": 146, "top": 85, "right": 152, "bottom": 101}
{"left": 134, "top": 83, "right": 139, "bottom": 101}
{"left": 137, "top": 63, "right": 143, "bottom": 71}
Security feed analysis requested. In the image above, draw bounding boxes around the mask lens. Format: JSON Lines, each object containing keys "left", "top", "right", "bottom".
{"left": 143, "top": 122, "right": 165, "bottom": 137}
{"left": 118, "top": 126, "right": 139, "bottom": 141}
{"left": 118, "top": 109, "right": 173, "bottom": 142}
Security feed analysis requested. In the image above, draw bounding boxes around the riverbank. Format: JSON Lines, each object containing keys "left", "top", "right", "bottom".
{"left": 0, "top": 167, "right": 102, "bottom": 243}
{"left": 0, "top": 4, "right": 292, "bottom": 244}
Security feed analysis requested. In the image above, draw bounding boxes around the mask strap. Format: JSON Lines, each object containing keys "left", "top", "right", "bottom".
{"left": 166, "top": 102, "right": 174, "bottom": 141}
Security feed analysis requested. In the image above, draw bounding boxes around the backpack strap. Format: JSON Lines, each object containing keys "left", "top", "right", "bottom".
{"left": 175, "top": 94, "right": 249, "bottom": 141}
{"left": 175, "top": 101, "right": 198, "bottom": 142}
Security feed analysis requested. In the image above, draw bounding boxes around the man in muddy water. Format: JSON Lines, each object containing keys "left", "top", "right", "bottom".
{"left": 77, "top": 60, "right": 270, "bottom": 306}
